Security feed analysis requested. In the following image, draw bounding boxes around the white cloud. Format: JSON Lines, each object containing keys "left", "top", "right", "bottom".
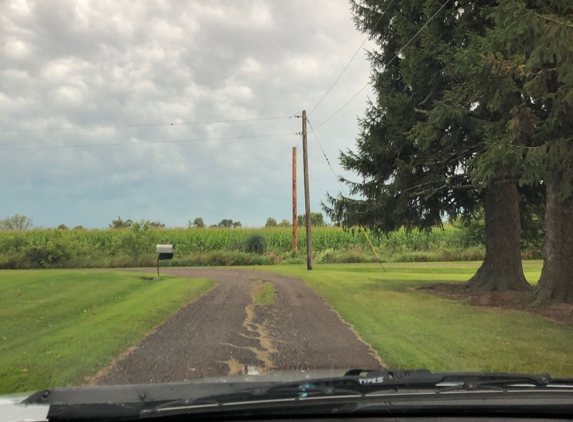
{"left": 3, "top": 37, "right": 31, "bottom": 58}
{"left": 0, "top": 0, "right": 375, "bottom": 228}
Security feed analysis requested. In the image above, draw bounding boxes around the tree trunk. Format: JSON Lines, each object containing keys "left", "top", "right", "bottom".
{"left": 531, "top": 182, "right": 573, "bottom": 304}
{"left": 467, "top": 183, "right": 531, "bottom": 291}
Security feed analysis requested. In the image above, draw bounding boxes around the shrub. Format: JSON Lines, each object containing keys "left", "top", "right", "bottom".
{"left": 242, "top": 233, "right": 267, "bottom": 255}
{"left": 168, "top": 251, "right": 271, "bottom": 267}
{"left": 0, "top": 251, "right": 26, "bottom": 269}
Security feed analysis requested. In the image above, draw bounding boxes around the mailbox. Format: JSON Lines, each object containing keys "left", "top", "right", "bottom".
{"left": 156, "top": 244, "right": 174, "bottom": 260}
{"left": 155, "top": 244, "right": 173, "bottom": 279}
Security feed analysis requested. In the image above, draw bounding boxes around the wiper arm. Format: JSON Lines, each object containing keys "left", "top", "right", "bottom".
{"left": 438, "top": 376, "right": 549, "bottom": 392}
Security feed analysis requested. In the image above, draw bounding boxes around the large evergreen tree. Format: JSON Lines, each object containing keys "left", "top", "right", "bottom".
{"left": 522, "top": 5, "right": 573, "bottom": 304}
{"left": 327, "top": 0, "right": 531, "bottom": 291}
{"left": 437, "top": 0, "right": 573, "bottom": 300}
{"left": 498, "top": 1, "right": 573, "bottom": 303}
{"left": 327, "top": 0, "right": 487, "bottom": 229}
{"left": 411, "top": 0, "right": 541, "bottom": 291}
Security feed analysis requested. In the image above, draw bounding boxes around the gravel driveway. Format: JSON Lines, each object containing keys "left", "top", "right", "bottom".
{"left": 93, "top": 268, "right": 382, "bottom": 385}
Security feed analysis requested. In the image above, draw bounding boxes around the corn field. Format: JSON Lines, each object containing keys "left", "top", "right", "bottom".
{"left": 0, "top": 226, "right": 469, "bottom": 252}
{"left": 0, "top": 226, "right": 476, "bottom": 269}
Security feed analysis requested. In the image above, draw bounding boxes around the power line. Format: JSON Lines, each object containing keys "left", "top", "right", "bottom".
{"left": 0, "top": 115, "right": 296, "bottom": 134}
{"left": 308, "top": 117, "right": 385, "bottom": 271}
{"left": 306, "top": 118, "right": 346, "bottom": 195}
{"left": 308, "top": 0, "right": 395, "bottom": 117}
{"left": 0, "top": 132, "right": 296, "bottom": 152}
{"left": 313, "top": 84, "right": 369, "bottom": 131}
{"left": 313, "top": 0, "right": 452, "bottom": 131}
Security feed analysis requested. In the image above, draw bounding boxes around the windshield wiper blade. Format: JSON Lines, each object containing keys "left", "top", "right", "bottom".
{"left": 140, "top": 369, "right": 555, "bottom": 417}
{"left": 141, "top": 380, "right": 363, "bottom": 417}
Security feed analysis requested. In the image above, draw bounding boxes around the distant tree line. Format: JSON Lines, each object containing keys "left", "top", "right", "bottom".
{"left": 188, "top": 217, "right": 242, "bottom": 229}
{"left": 264, "top": 213, "right": 327, "bottom": 228}
{"left": 0, "top": 214, "right": 33, "bottom": 231}
{"left": 109, "top": 216, "right": 165, "bottom": 230}
{"left": 264, "top": 218, "right": 291, "bottom": 228}
{"left": 0, "top": 213, "right": 330, "bottom": 231}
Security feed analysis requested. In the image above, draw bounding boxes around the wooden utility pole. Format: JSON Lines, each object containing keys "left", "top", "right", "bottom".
{"left": 292, "top": 147, "right": 298, "bottom": 251}
{"left": 302, "top": 110, "right": 313, "bottom": 270}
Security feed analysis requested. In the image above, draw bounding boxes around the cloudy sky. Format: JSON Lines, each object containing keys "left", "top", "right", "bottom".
{"left": 0, "top": 0, "right": 376, "bottom": 228}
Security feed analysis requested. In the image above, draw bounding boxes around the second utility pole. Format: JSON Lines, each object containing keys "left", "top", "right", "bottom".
{"left": 302, "top": 110, "right": 313, "bottom": 270}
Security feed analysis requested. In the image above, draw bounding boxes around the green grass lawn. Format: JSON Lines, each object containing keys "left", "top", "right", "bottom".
{"left": 259, "top": 261, "right": 573, "bottom": 377}
{"left": 0, "top": 270, "right": 214, "bottom": 394}
{"left": 3, "top": 261, "right": 568, "bottom": 395}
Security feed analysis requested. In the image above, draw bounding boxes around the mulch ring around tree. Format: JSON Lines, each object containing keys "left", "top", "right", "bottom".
{"left": 415, "top": 283, "right": 573, "bottom": 327}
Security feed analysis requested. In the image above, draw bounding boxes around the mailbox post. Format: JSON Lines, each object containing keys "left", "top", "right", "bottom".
{"left": 156, "top": 244, "right": 173, "bottom": 279}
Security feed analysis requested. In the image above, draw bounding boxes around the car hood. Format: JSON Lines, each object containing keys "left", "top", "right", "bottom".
{"left": 0, "top": 392, "right": 50, "bottom": 422}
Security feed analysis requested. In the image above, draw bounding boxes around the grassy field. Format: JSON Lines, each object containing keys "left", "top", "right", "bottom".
{"left": 0, "top": 270, "right": 214, "bottom": 394}
{"left": 3, "top": 261, "right": 570, "bottom": 395}
{"left": 259, "top": 261, "right": 573, "bottom": 377}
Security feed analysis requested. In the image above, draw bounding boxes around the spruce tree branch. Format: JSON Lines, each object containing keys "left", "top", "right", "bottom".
{"left": 526, "top": 68, "right": 557, "bottom": 76}
{"left": 412, "top": 183, "right": 475, "bottom": 196}
{"left": 537, "top": 14, "right": 573, "bottom": 29}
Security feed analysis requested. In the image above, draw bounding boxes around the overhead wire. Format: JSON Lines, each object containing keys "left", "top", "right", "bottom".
{"left": 307, "top": 117, "right": 385, "bottom": 271}
{"left": 306, "top": 118, "right": 346, "bottom": 195}
{"left": 307, "top": 0, "right": 452, "bottom": 267}
{"left": 306, "top": 0, "right": 454, "bottom": 270}
{"left": 312, "top": 84, "right": 369, "bottom": 131}
{"left": 308, "top": 0, "right": 395, "bottom": 117}
{"left": 313, "top": 0, "right": 452, "bottom": 131}
{"left": 0, "top": 132, "right": 296, "bottom": 152}
{"left": 0, "top": 115, "right": 296, "bottom": 134}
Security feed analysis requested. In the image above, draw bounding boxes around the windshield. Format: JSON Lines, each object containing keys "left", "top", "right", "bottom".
{"left": 1, "top": 0, "right": 573, "bottom": 415}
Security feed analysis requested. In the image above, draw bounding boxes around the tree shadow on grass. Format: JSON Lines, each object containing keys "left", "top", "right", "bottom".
{"left": 417, "top": 283, "right": 573, "bottom": 327}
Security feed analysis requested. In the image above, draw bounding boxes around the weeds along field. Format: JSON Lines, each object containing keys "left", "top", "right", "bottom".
{"left": 0, "top": 226, "right": 485, "bottom": 269}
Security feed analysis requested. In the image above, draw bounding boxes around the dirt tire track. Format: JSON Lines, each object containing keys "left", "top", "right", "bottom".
{"left": 94, "top": 268, "right": 382, "bottom": 385}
